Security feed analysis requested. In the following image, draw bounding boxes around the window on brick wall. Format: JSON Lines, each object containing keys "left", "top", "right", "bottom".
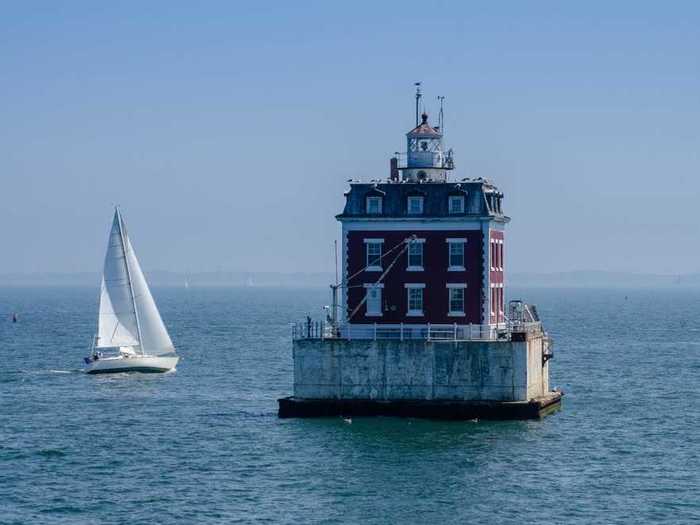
{"left": 447, "top": 284, "right": 466, "bottom": 316}
{"left": 447, "top": 239, "right": 466, "bottom": 270}
{"left": 365, "top": 240, "right": 383, "bottom": 271}
{"left": 491, "top": 238, "right": 504, "bottom": 271}
{"left": 405, "top": 284, "right": 425, "bottom": 316}
{"left": 365, "top": 285, "right": 382, "bottom": 316}
{"left": 491, "top": 287, "right": 496, "bottom": 318}
{"left": 407, "top": 240, "right": 424, "bottom": 270}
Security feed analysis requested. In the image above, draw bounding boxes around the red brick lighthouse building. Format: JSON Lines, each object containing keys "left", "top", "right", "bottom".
{"left": 280, "top": 88, "right": 560, "bottom": 420}
{"left": 338, "top": 90, "right": 507, "bottom": 331}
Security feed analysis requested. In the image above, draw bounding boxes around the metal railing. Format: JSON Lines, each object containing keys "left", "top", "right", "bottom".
{"left": 393, "top": 152, "right": 454, "bottom": 171}
{"left": 291, "top": 321, "right": 542, "bottom": 342}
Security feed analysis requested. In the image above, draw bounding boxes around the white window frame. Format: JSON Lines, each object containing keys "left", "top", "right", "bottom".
{"left": 406, "top": 238, "right": 425, "bottom": 271}
{"left": 489, "top": 282, "right": 504, "bottom": 320}
{"left": 498, "top": 285, "right": 504, "bottom": 317}
{"left": 364, "top": 239, "right": 384, "bottom": 272}
{"left": 446, "top": 238, "right": 466, "bottom": 271}
{"left": 407, "top": 196, "right": 424, "bottom": 215}
{"left": 447, "top": 283, "right": 467, "bottom": 317}
{"left": 404, "top": 283, "right": 425, "bottom": 317}
{"left": 363, "top": 283, "right": 384, "bottom": 317}
{"left": 448, "top": 195, "right": 465, "bottom": 214}
{"left": 498, "top": 239, "right": 504, "bottom": 271}
{"left": 366, "top": 196, "right": 382, "bottom": 215}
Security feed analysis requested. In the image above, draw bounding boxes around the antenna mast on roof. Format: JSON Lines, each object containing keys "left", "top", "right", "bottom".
{"left": 414, "top": 82, "right": 422, "bottom": 126}
{"left": 437, "top": 95, "right": 445, "bottom": 134}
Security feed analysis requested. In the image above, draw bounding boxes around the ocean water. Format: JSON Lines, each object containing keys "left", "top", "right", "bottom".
{"left": 1, "top": 286, "right": 698, "bottom": 524}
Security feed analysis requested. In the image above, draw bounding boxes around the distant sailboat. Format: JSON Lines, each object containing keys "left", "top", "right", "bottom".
{"left": 84, "top": 208, "right": 179, "bottom": 374}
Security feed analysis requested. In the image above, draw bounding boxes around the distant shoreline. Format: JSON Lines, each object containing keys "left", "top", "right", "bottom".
{"left": 0, "top": 270, "right": 698, "bottom": 288}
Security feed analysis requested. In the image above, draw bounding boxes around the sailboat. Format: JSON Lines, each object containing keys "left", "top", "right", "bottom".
{"left": 84, "top": 208, "right": 179, "bottom": 374}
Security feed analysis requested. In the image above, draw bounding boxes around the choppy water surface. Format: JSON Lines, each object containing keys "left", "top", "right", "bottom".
{"left": 1, "top": 286, "right": 698, "bottom": 524}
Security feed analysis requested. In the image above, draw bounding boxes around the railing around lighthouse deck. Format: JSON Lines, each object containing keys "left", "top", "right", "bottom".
{"left": 291, "top": 321, "right": 542, "bottom": 342}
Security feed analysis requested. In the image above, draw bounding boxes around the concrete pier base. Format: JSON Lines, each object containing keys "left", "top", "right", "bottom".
{"left": 278, "top": 391, "right": 562, "bottom": 420}
{"left": 281, "top": 331, "right": 559, "bottom": 420}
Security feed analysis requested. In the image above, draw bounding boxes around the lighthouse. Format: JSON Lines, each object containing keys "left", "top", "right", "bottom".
{"left": 338, "top": 88, "right": 505, "bottom": 331}
{"left": 280, "top": 88, "right": 562, "bottom": 420}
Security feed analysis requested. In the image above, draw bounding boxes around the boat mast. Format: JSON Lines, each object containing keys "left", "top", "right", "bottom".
{"left": 115, "top": 207, "right": 144, "bottom": 354}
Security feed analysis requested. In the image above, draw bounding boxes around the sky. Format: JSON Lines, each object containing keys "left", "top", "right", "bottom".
{"left": 1, "top": 1, "right": 699, "bottom": 276}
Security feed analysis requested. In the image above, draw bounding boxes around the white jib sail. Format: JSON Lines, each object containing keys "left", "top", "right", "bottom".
{"left": 96, "top": 212, "right": 140, "bottom": 348}
{"left": 122, "top": 221, "right": 176, "bottom": 356}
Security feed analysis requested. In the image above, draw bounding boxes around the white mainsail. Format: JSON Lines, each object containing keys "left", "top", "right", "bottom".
{"left": 96, "top": 209, "right": 175, "bottom": 356}
{"left": 96, "top": 212, "right": 140, "bottom": 348}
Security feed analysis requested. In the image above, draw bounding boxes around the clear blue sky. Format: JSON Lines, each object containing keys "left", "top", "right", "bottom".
{"left": 1, "top": 1, "right": 699, "bottom": 275}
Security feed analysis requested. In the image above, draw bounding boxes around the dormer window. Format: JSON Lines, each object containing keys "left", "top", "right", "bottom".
{"left": 449, "top": 195, "right": 465, "bottom": 214}
{"left": 407, "top": 196, "right": 424, "bottom": 215}
{"left": 366, "top": 196, "right": 382, "bottom": 214}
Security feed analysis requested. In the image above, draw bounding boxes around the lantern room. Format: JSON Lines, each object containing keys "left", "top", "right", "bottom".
{"left": 403, "top": 113, "right": 454, "bottom": 182}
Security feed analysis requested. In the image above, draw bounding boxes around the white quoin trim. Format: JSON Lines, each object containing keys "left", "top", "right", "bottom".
{"left": 481, "top": 223, "right": 490, "bottom": 324}
{"left": 341, "top": 225, "right": 348, "bottom": 324}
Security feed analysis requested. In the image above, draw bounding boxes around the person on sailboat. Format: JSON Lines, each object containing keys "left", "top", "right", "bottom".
{"left": 84, "top": 351, "right": 100, "bottom": 364}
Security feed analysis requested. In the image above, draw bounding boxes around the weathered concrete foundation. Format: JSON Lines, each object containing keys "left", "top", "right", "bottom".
{"left": 278, "top": 331, "right": 561, "bottom": 420}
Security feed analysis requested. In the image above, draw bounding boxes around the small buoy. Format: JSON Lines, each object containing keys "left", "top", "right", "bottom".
{"left": 12, "top": 313, "right": 17, "bottom": 323}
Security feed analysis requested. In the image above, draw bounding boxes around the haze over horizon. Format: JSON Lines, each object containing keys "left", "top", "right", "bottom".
{"left": 2, "top": 1, "right": 699, "bottom": 276}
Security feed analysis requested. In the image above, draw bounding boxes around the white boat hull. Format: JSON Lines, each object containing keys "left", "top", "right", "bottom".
{"left": 85, "top": 355, "right": 179, "bottom": 374}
